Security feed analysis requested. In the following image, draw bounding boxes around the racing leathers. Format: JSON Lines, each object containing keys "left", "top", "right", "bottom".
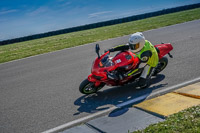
{"left": 108, "top": 40, "right": 159, "bottom": 88}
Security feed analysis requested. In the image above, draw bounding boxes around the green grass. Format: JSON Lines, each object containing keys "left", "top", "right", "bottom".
{"left": 133, "top": 105, "right": 200, "bottom": 133}
{"left": 0, "top": 8, "right": 200, "bottom": 63}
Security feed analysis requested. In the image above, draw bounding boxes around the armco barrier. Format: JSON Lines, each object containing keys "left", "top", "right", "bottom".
{"left": 0, "top": 3, "right": 200, "bottom": 45}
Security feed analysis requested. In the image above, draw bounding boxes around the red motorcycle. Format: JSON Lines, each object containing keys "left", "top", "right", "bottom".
{"left": 79, "top": 43, "right": 173, "bottom": 94}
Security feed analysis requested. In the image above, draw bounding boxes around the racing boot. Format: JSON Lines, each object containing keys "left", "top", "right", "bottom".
{"left": 138, "top": 77, "right": 149, "bottom": 88}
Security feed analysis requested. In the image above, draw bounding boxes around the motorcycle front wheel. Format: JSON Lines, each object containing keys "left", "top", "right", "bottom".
{"left": 79, "top": 79, "right": 105, "bottom": 94}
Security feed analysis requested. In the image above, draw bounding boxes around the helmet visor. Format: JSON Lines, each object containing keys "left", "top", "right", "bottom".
{"left": 129, "top": 43, "right": 139, "bottom": 50}
{"left": 135, "top": 43, "right": 139, "bottom": 49}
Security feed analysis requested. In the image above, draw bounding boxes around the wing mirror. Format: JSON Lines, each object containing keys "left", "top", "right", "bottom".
{"left": 95, "top": 44, "right": 100, "bottom": 58}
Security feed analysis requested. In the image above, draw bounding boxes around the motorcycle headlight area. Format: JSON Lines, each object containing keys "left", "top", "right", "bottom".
{"left": 99, "top": 55, "right": 114, "bottom": 67}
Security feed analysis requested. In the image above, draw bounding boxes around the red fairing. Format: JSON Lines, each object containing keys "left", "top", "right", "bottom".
{"left": 112, "top": 51, "right": 139, "bottom": 70}
{"left": 91, "top": 52, "right": 115, "bottom": 76}
{"left": 88, "top": 51, "right": 140, "bottom": 86}
{"left": 154, "top": 43, "right": 173, "bottom": 59}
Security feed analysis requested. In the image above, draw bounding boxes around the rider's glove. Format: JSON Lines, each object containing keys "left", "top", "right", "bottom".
{"left": 104, "top": 48, "right": 114, "bottom": 53}
{"left": 109, "top": 48, "right": 115, "bottom": 52}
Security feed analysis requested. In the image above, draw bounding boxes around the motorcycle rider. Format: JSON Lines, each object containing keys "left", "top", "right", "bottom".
{"left": 107, "top": 32, "right": 159, "bottom": 88}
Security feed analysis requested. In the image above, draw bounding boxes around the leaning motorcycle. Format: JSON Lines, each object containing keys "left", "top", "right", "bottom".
{"left": 79, "top": 43, "right": 173, "bottom": 94}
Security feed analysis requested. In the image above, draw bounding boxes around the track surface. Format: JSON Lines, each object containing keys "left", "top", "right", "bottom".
{"left": 0, "top": 20, "right": 200, "bottom": 133}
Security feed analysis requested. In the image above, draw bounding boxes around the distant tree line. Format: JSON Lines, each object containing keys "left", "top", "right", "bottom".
{"left": 0, "top": 3, "right": 200, "bottom": 45}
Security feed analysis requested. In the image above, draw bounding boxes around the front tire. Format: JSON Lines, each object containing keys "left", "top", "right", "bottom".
{"left": 79, "top": 79, "right": 105, "bottom": 94}
{"left": 153, "top": 56, "right": 168, "bottom": 76}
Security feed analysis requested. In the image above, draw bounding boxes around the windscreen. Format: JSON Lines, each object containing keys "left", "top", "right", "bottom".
{"left": 100, "top": 55, "right": 114, "bottom": 67}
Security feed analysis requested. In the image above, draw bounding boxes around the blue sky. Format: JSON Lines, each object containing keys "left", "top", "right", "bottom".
{"left": 0, "top": 0, "right": 199, "bottom": 41}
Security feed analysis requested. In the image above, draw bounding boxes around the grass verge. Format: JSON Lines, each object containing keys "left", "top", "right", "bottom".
{"left": 133, "top": 105, "right": 200, "bottom": 133}
{"left": 0, "top": 8, "right": 200, "bottom": 63}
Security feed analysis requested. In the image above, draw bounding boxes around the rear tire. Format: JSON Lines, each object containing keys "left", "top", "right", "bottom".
{"left": 153, "top": 56, "right": 168, "bottom": 76}
{"left": 79, "top": 79, "right": 105, "bottom": 94}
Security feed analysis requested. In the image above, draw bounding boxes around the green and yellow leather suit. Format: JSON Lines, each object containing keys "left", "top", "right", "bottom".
{"left": 109, "top": 40, "right": 159, "bottom": 84}
{"left": 136, "top": 40, "right": 158, "bottom": 67}
{"left": 110, "top": 40, "right": 158, "bottom": 68}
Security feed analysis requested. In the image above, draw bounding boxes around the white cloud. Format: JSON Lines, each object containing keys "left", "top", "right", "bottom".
{"left": 28, "top": 7, "right": 48, "bottom": 16}
{"left": 56, "top": 0, "right": 71, "bottom": 7}
{"left": 61, "top": 1, "right": 71, "bottom": 7}
{"left": 0, "top": 9, "right": 18, "bottom": 15}
{"left": 88, "top": 11, "right": 113, "bottom": 18}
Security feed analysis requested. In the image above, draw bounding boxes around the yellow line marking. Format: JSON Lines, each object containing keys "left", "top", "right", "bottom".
{"left": 174, "top": 84, "right": 200, "bottom": 99}
{"left": 134, "top": 93, "right": 200, "bottom": 117}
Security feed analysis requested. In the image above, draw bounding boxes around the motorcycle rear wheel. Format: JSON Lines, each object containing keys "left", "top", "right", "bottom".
{"left": 153, "top": 56, "right": 168, "bottom": 76}
{"left": 79, "top": 79, "right": 105, "bottom": 94}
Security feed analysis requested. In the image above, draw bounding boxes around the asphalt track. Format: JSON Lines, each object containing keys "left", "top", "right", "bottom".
{"left": 0, "top": 20, "right": 200, "bottom": 133}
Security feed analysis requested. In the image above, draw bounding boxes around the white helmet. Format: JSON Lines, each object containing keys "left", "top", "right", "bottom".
{"left": 128, "top": 32, "right": 145, "bottom": 53}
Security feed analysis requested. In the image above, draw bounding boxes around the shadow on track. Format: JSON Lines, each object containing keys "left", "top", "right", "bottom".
{"left": 73, "top": 74, "right": 167, "bottom": 116}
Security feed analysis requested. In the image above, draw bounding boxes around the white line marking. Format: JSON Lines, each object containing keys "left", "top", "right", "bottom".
{"left": 42, "top": 76, "right": 200, "bottom": 133}
{"left": 146, "top": 76, "right": 200, "bottom": 99}
{"left": 42, "top": 106, "right": 117, "bottom": 133}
